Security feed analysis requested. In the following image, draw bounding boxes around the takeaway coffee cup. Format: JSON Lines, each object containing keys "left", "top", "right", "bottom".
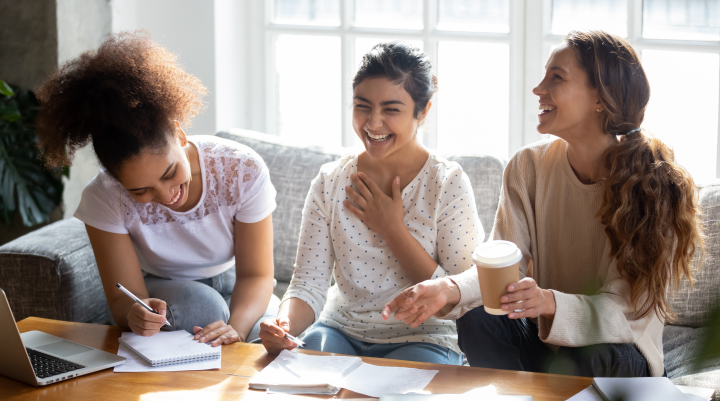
{"left": 473, "top": 240, "right": 522, "bottom": 315}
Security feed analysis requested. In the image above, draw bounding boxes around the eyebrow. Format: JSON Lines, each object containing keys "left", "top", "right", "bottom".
{"left": 126, "top": 162, "right": 175, "bottom": 192}
{"left": 549, "top": 66, "right": 568, "bottom": 74}
{"left": 354, "top": 96, "right": 406, "bottom": 106}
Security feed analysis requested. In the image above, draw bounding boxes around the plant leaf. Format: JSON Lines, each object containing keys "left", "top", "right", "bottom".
{"left": 0, "top": 80, "right": 14, "bottom": 97}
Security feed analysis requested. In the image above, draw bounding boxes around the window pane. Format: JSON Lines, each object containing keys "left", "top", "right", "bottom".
{"left": 551, "top": 0, "right": 627, "bottom": 37}
{"left": 275, "top": 35, "right": 342, "bottom": 146}
{"left": 642, "top": 50, "right": 719, "bottom": 183}
{"left": 643, "top": 0, "right": 720, "bottom": 41}
{"left": 274, "top": 0, "right": 340, "bottom": 26}
{"left": 354, "top": 0, "right": 423, "bottom": 30}
{"left": 437, "top": 42, "right": 509, "bottom": 159}
{"left": 437, "top": 0, "right": 510, "bottom": 33}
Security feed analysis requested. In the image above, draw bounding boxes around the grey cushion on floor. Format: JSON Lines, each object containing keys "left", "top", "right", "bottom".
{"left": 0, "top": 218, "right": 107, "bottom": 323}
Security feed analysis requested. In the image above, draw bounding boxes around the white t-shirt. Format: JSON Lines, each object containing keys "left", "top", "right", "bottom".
{"left": 283, "top": 153, "right": 483, "bottom": 352}
{"left": 74, "top": 135, "right": 277, "bottom": 280}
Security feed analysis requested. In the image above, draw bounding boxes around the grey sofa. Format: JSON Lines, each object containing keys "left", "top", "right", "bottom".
{"left": 0, "top": 129, "right": 717, "bottom": 395}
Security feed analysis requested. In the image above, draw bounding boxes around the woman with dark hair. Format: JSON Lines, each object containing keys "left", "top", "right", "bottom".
{"left": 258, "top": 42, "right": 483, "bottom": 364}
{"left": 383, "top": 30, "right": 704, "bottom": 376}
{"left": 35, "top": 32, "right": 279, "bottom": 346}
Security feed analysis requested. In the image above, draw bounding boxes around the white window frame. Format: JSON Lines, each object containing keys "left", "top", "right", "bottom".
{"left": 249, "top": 0, "right": 720, "bottom": 175}
{"left": 261, "top": 0, "right": 526, "bottom": 157}
{"left": 527, "top": 0, "right": 720, "bottom": 178}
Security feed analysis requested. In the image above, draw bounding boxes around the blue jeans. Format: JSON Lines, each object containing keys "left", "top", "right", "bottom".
{"left": 139, "top": 267, "right": 279, "bottom": 342}
{"left": 456, "top": 307, "right": 650, "bottom": 377}
{"left": 301, "top": 322, "right": 464, "bottom": 366}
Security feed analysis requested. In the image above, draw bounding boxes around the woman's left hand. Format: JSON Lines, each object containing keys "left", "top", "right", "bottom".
{"left": 344, "top": 172, "right": 404, "bottom": 238}
{"left": 193, "top": 321, "right": 243, "bottom": 347}
{"left": 501, "top": 277, "right": 556, "bottom": 319}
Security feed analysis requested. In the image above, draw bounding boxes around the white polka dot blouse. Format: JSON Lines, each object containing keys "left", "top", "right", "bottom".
{"left": 282, "top": 152, "right": 484, "bottom": 352}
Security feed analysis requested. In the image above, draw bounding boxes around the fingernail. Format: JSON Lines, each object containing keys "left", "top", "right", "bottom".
{"left": 509, "top": 286, "right": 515, "bottom": 291}
{"left": 406, "top": 298, "right": 413, "bottom": 303}
{"left": 509, "top": 314, "right": 515, "bottom": 318}
{"left": 502, "top": 305, "right": 508, "bottom": 310}
{"left": 501, "top": 296, "right": 508, "bottom": 302}
{"left": 200, "top": 337, "right": 205, "bottom": 341}
{"left": 194, "top": 334, "right": 199, "bottom": 339}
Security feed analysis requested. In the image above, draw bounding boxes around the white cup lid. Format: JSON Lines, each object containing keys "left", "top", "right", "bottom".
{"left": 473, "top": 240, "right": 522, "bottom": 268}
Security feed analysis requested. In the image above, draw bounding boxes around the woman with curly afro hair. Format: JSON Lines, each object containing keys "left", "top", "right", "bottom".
{"left": 35, "top": 31, "right": 279, "bottom": 346}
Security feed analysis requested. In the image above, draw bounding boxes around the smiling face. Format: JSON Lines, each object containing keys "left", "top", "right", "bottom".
{"left": 533, "top": 42, "right": 603, "bottom": 139}
{"left": 117, "top": 135, "right": 193, "bottom": 210}
{"left": 352, "top": 76, "right": 430, "bottom": 160}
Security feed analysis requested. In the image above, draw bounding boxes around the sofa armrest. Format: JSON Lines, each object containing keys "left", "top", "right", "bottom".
{"left": 0, "top": 218, "right": 107, "bottom": 323}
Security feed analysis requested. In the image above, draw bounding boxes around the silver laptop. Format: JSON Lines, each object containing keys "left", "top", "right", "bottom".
{"left": 0, "top": 289, "right": 126, "bottom": 386}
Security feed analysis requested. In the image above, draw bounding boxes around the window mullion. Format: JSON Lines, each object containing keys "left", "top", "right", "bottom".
{"left": 424, "top": 0, "right": 438, "bottom": 149}
{"left": 341, "top": 0, "right": 354, "bottom": 147}
{"left": 508, "top": 0, "right": 526, "bottom": 159}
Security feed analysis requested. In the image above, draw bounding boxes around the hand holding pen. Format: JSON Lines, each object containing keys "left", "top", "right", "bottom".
{"left": 116, "top": 283, "right": 172, "bottom": 335}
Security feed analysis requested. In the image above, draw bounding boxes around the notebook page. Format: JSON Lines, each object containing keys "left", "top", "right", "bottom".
{"left": 114, "top": 343, "right": 221, "bottom": 372}
{"left": 119, "top": 330, "right": 220, "bottom": 364}
{"left": 341, "top": 363, "right": 439, "bottom": 398}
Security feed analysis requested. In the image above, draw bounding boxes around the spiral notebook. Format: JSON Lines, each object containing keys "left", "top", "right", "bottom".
{"left": 118, "top": 330, "right": 221, "bottom": 366}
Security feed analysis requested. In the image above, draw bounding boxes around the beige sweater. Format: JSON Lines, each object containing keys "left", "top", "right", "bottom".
{"left": 440, "top": 139, "right": 664, "bottom": 377}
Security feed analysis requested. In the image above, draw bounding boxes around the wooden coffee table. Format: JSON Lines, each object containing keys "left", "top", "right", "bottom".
{"left": 1, "top": 318, "right": 592, "bottom": 400}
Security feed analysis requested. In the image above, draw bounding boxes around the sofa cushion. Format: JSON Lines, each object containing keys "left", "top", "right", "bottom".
{"left": 668, "top": 180, "right": 720, "bottom": 328}
{"left": 664, "top": 325, "right": 720, "bottom": 380}
{"left": 217, "top": 129, "right": 505, "bottom": 293}
{"left": 0, "top": 218, "right": 107, "bottom": 323}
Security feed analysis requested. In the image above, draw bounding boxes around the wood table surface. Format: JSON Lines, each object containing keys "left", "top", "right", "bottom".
{"left": 2, "top": 317, "right": 593, "bottom": 400}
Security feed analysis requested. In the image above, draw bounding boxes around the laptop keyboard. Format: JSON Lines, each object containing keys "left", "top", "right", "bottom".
{"left": 27, "top": 348, "right": 86, "bottom": 379}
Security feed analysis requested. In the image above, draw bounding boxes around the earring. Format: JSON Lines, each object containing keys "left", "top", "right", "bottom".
{"left": 596, "top": 108, "right": 601, "bottom": 112}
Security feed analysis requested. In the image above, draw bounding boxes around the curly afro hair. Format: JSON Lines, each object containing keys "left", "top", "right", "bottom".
{"left": 36, "top": 30, "right": 207, "bottom": 178}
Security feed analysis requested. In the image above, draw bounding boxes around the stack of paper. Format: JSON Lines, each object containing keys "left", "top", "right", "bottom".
{"left": 249, "top": 350, "right": 439, "bottom": 397}
{"left": 568, "top": 378, "right": 716, "bottom": 401}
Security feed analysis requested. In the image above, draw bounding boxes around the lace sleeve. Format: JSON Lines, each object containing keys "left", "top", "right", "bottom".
{"left": 233, "top": 149, "right": 277, "bottom": 223}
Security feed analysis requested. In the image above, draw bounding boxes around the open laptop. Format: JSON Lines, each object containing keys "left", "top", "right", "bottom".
{"left": 0, "top": 289, "right": 126, "bottom": 386}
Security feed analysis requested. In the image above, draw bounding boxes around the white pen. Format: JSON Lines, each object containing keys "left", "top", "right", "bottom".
{"left": 116, "top": 283, "right": 172, "bottom": 328}
{"left": 284, "top": 332, "right": 305, "bottom": 347}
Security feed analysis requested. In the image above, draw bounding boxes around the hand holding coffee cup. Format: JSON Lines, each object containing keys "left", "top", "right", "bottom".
{"left": 473, "top": 241, "right": 556, "bottom": 319}
{"left": 473, "top": 241, "right": 523, "bottom": 315}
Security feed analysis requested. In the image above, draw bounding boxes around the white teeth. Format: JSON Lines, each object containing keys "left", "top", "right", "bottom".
{"left": 367, "top": 131, "right": 391, "bottom": 141}
{"left": 162, "top": 186, "right": 181, "bottom": 205}
{"left": 539, "top": 104, "right": 556, "bottom": 112}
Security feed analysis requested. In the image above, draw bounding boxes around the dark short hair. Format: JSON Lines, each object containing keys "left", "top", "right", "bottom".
{"left": 353, "top": 41, "right": 437, "bottom": 118}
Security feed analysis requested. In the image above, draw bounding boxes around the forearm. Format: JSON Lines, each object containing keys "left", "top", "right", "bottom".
{"left": 228, "top": 275, "right": 274, "bottom": 341}
{"left": 383, "top": 225, "right": 442, "bottom": 284}
{"left": 277, "top": 298, "right": 315, "bottom": 337}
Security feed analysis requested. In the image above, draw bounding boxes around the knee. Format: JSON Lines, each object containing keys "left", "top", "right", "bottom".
{"left": 554, "top": 344, "right": 648, "bottom": 377}
{"left": 457, "top": 307, "right": 503, "bottom": 340}
{"left": 151, "top": 281, "right": 230, "bottom": 330}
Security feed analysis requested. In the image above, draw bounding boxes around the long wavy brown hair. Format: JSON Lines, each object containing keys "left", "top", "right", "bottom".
{"left": 566, "top": 30, "right": 704, "bottom": 321}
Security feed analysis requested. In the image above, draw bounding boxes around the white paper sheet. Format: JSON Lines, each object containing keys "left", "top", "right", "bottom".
{"left": 341, "top": 363, "right": 439, "bottom": 398}
{"left": 566, "top": 386, "right": 603, "bottom": 401}
{"left": 567, "top": 384, "right": 715, "bottom": 401}
{"left": 114, "top": 343, "right": 221, "bottom": 372}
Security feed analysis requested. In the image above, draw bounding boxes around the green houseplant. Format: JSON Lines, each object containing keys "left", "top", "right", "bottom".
{"left": 0, "top": 79, "right": 64, "bottom": 227}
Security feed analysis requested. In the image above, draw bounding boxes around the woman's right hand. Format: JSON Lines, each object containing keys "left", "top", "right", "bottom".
{"left": 259, "top": 317, "right": 297, "bottom": 354}
{"left": 382, "top": 277, "right": 461, "bottom": 328}
{"left": 127, "top": 298, "right": 167, "bottom": 336}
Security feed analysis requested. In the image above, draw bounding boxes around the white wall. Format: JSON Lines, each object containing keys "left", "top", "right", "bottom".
{"left": 58, "top": 0, "right": 111, "bottom": 219}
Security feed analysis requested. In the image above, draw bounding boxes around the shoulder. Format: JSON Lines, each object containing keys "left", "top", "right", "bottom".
{"left": 426, "top": 152, "right": 470, "bottom": 186}
{"left": 81, "top": 169, "right": 119, "bottom": 200}
{"left": 316, "top": 153, "right": 358, "bottom": 179}
{"left": 191, "top": 135, "right": 267, "bottom": 168}
{"left": 505, "top": 138, "right": 564, "bottom": 177}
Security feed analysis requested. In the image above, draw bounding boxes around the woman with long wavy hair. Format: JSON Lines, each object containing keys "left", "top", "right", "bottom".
{"left": 381, "top": 30, "right": 704, "bottom": 377}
